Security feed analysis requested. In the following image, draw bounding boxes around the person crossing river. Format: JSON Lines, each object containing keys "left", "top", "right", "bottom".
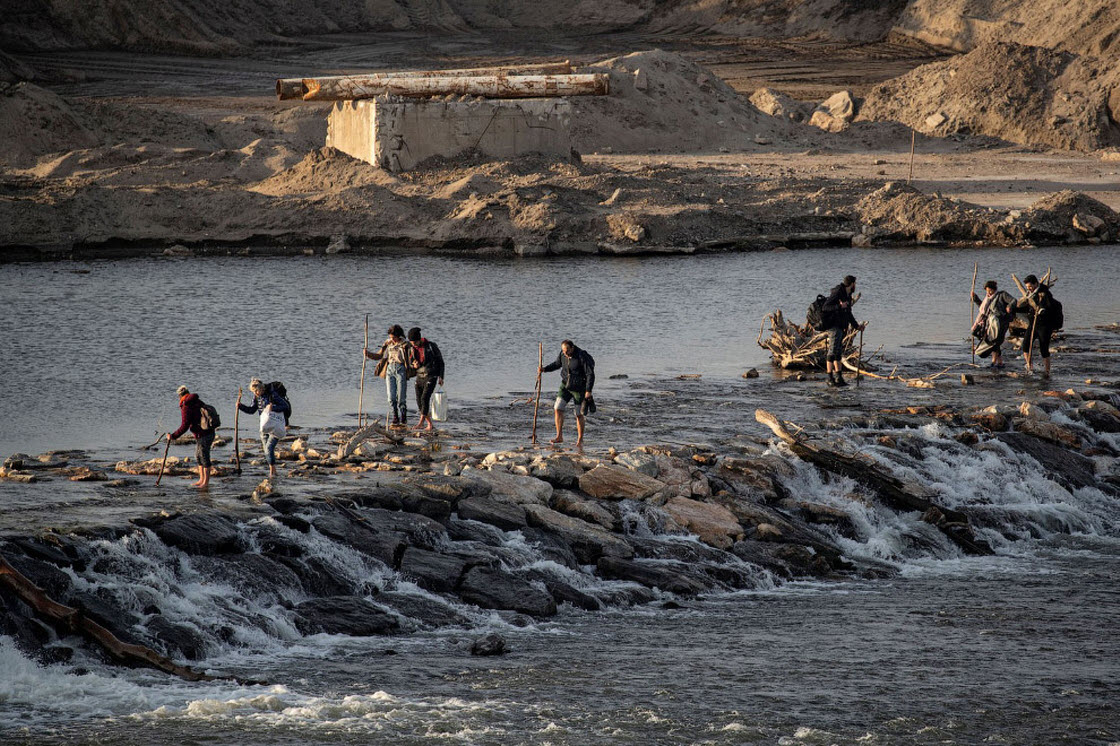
{"left": 539, "top": 340, "right": 596, "bottom": 447}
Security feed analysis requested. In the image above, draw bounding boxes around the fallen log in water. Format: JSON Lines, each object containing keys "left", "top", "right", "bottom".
{"left": 754, "top": 409, "right": 994, "bottom": 555}
{"left": 338, "top": 421, "right": 403, "bottom": 459}
{"left": 0, "top": 555, "right": 252, "bottom": 682}
{"left": 300, "top": 73, "right": 609, "bottom": 102}
{"left": 277, "top": 61, "right": 573, "bottom": 100}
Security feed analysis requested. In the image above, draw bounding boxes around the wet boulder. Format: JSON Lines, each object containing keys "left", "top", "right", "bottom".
{"left": 615, "top": 449, "right": 659, "bottom": 477}
{"left": 529, "top": 454, "right": 584, "bottom": 488}
{"left": 355, "top": 508, "right": 448, "bottom": 551}
{"left": 310, "top": 512, "right": 406, "bottom": 567}
{"left": 471, "top": 633, "right": 507, "bottom": 656}
{"left": 376, "top": 591, "right": 472, "bottom": 630}
{"left": 465, "top": 469, "right": 553, "bottom": 506}
{"left": 1012, "top": 418, "right": 1081, "bottom": 448}
{"left": 1076, "top": 402, "right": 1120, "bottom": 434}
{"left": 520, "top": 568, "right": 602, "bottom": 611}
{"left": 293, "top": 597, "right": 400, "bottom": 636}
{"left": 523, "top": 504, "right": 634, "bottom": 564}
{"left": 2, "top": 552, "right": 73, "bottom": 597}
{"left": 519, "top": 527, "right": 582, "bottom": 569}
{"left": 995, "top": 432, "right": 1096, "bottom": 489}
{"left": 579, "top": 464, "right": 667, "bottom": 501}
{"left": 273, "top": 555, "right": 357, "bottom": 597}
{"left": 596, "top": 556, "right": 710, "bottom": 597}
{"left": 456, "top": 495, "right": 528, "bottom": 531}
{"left": 550, "top": 489, "right": 616, "bottom": 530}
{"left": 661, "top": 496, "right": 744, "bottom": 549}
{"left": 404, "top": 474, "right": 491, "bottom": 505}
{"left": 457, "top": 567, "right": 557, "bottom": 617}
{"left": 398, "top": 547, "right": 467, "bottom": 592}
{"left": 145, "top": 615, "right": 207, "bottom": 661}
{"left": 149, "top": 514, "right": 242, "bottom": 555}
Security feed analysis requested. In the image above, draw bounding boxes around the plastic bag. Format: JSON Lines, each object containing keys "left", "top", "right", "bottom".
{"left": 430, "top": 388, "right": 448, "bottom": 422}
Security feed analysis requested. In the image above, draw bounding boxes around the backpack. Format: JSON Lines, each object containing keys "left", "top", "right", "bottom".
{"left": 1049, "top": 298, "right": 1064, "bottom": 330}
{"left": 806, "top": 294, "right": 829, "bottom": 331}
{"left": 268, "top": 381, "right": 292, "bottom": 417}
{"left": 199, "top": 402, "right": 221, "bottom": 431}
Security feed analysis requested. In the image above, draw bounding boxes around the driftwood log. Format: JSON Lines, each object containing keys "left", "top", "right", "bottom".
{"left": 756, "top": 310, "right": 859, "bottom": 369}
{"left": 755, "top": 409, "right": 993, "bottom": 555}
{"left": 338, "top": 421, "right": 404, "bottom": 459}
{"left": 0, "top": 555, "right": 250, "bottom": 682}
{"left": 277, "top": 61, "right": 573, "bottom": 100}
{"left": 299, "top": 73, "right": 609, "bottom": 102}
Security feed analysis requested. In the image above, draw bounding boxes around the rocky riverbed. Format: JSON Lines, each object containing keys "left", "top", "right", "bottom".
{"left": 3, "top": 326, "right": 1118, "bottom": 678}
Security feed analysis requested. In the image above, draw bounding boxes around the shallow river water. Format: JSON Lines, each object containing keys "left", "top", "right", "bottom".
{"left": 1, "top": 246, "right": 1119, "bottom": 746}
{"left": 2, "top": 245, "right": 1118, "bottom": 456}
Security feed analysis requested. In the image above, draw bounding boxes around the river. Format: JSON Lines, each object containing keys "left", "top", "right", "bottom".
{"left": 1, "top": 246, "right": 1119, "bottom": 745}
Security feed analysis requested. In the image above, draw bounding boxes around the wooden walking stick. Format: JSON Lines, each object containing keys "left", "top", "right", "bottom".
{"left": 970, "top": 261, "right": 978, "bottom": 364}
{"left": 155, "top": 434, "right": 172, "bottom": 487}
{"left": 531, "top": 342, "right": 543, "bottom": 443}
{"left": 234, "top": 387, "right": 242, "bottom": 474}
{"left": 1026, "top": 308, "right": 1040, "bottom": 372}
{"left": 358, "top": 313, "right": 369, "bottom": 429}
{"left": 856, "top": 326, "right": 865, "bottom": 387}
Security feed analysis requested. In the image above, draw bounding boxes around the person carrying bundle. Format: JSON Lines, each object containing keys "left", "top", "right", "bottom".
{"left": 238, "top": 378, "right": 291, "bottom": 478}
{"left": 971, "top": 280, "right": 1015, "bottom": 368}
{"left": 1013, "top": 274, "right": 1062, "bottom": 379}
{"left": 821, "top": 275, "right": 863, "bottom": 387}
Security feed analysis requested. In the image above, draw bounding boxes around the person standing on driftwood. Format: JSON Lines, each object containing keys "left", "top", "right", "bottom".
{"left": 1013, "top": 274, "right": 1059, "bottom": 379}
{"left": 822, "top": 275, "right": 862, "bottom": 387}
{"left": 539, "top": 340, "right": 596, "bottom": 447}
{"left": 365, "top": 325, "right": 412, "bottom": 428}
{"left": 406, "top": 327, "right": 444, "bottom": 432}
{"left": 971, "top": 280, "right": 1015, "bottom": 368}
{"left": 237, "top": 378, "right": 291, "bottom": 478}
{"left": 168, "top": 385, "right": 214, "bottom": 489}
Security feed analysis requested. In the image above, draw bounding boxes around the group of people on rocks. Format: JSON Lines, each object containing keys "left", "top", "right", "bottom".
{"left": 820, "top": 272, "right": 1060, "bottom": 388}
{"left": 970, "top": 274, "right": 1061, "bottom": 378}
{"left": 165, "top": 272, "right": 1058, "bottom": 488}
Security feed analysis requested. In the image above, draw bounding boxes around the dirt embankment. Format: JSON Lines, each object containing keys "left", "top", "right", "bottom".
{"left": 858, "top": 42, "right": 1120, "bottom": 153}
{"left": 892, "top": 0, "right": 1120, "bottom": 59}
{"left": 2, "top": 46, "right": 1118, "bottom": 258}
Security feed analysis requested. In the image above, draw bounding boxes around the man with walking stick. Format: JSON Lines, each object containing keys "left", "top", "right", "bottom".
{"left": 539, "top": 340, "right": 596, "bottom": 448}
{"left": 1013, "top": 274, "right": 1060, "bottom": 379}
{"left": 821, "top": 275, "right": 865, "bottom": 387}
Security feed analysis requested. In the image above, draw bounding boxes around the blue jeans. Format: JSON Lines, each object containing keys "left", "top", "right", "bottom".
{"left": 386, "top": 363, "right": 407, "bottom": 423}
{"left": 260, "top": 432, "right": 280, "bottom": 466}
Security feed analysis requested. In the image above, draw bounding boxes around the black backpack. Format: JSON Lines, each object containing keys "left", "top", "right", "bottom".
{"left": 806, "top": 294, "right": 829, "bottom": 331}
{"left": 198, "top": 402, "right": 221, "bottom": 431}
{"left": 1049, "top": 298, "right": 1064, "bottom": 330}
{"left": 268, "top": 381, "right": 292, "bottom": 417}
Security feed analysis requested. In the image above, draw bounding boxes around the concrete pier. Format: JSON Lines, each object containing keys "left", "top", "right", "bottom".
{"left": 326, "top": 98, "right": 573, "bottom": 171}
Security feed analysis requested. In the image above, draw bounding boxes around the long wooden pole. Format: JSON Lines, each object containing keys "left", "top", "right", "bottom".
{"left": 970, "top": 261, "right": 978, "bottom": 364}
{"left": 276, "top": 61, "right": 573, "bottom": 99}
{"left": 358, "top": 314, "right": 369, "bottom": 429}
{"left": 234, "top": 387, "right": 242, "bottom": 473}
{"left": 908, "top": 129, "right": 916, "bottom": 184}
{"left": 301, "top": 73, "right": 609, "bottom": 102}
{"left": 856, "top": 328, "right": 864, "bottom": 387}
{"left": 1026, "top": 309, "right": 1040, "bottom": 371}
{"left": 154, "top": 434, "right": 172, "bottom": 487}
{"left": 531, "top": 342, "right": 543, "bottom": 443}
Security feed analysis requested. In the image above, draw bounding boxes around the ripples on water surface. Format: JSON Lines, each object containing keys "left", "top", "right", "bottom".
{"left": 2, "top": 245, "right": 1118, "bottom": 455}
{"left": 1, "top": 246, "right": 1119, "bottom": 745}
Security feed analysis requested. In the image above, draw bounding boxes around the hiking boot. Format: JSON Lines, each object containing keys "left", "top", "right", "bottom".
{"left": 834, "top": 375, "right": 849, "bottom": 387}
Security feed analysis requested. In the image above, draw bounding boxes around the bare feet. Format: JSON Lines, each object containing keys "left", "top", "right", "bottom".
{"left": 550, "top": 436, "right": 563, "bottom": 444}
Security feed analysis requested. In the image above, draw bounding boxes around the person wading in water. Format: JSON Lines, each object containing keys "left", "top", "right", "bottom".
{"left": 168, "top": 385, "right": 215, "bottom": 489}
{"left": 971, "top": 280, "right": 1015, "bottom": 369}
{"left": 539, "top": 340, "right": 596, "bottom": 447}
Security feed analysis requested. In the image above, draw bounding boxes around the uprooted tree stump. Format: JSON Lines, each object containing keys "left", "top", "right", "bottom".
{"left": 755, "top": 409, "right": 993, "bottom": 556}
{"left": 756, "top": 310, "right": 859, "bottom": 369}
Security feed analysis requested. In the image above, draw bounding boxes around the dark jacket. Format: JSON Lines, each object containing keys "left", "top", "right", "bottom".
{"left": 1014, "top": 286, "right": 1055, "bottom": 324}
{"left": 822, "top": 283, "right": 858, "bottom": 330}
{"left": 171, "top": 393, "right": 203, "bottom": 439}
{"left": 408, "top": 339, "right": 445, "bottom": 379}
{"left": 238, "top": 386, "right": 291, "bottom": 425}
{"left": 543, "top": 347, "right": 596, "bottom": 392}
